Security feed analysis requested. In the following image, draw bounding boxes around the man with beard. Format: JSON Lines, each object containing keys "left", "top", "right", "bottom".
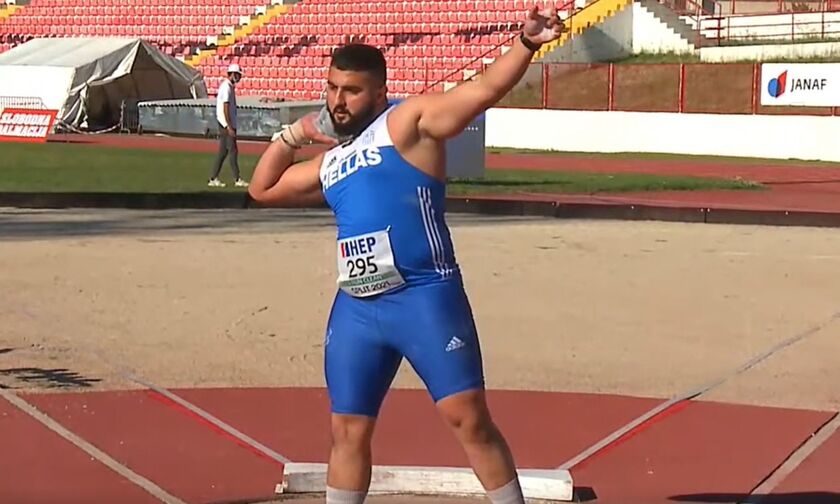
{"left": 249, "top": 6, "right": 564, "bottom": 504}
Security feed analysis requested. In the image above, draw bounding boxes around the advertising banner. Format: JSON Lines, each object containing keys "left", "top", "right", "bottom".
{"left": 0, "top": 108, "right": 59, "bottom": 143}
{"left": 761, "top": 63, "right": 840, "bottom": 107}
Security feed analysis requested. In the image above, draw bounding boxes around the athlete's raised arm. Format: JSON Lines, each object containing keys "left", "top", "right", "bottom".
{"left": 407, "top": 6, "right": 565, "bottom": 141}
{"left": 248, "top": 113, "right": 338, "bottom": 207}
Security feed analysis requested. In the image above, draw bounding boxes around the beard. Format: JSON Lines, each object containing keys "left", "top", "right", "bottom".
{"left": 328, "top": 101, "right": 379, "bottom": 138}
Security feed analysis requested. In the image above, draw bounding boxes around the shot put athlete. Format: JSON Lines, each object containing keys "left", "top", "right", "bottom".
{"left": 249, "top": 6, "right": 565, "bottom": 503}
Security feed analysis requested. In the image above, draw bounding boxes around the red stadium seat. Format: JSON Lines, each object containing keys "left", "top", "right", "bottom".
{"left": 0, "top": 0, "right": 520, "bottom": 100}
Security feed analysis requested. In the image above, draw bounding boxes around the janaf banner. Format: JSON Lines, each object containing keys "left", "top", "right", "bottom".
{"left": 761, "top": 63, "right": 840, "bottom": 107}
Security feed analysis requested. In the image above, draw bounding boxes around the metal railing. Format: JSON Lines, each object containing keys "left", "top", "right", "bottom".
{"left": 668, "top": 0, "right": 840, "bottom": 45}
{"left": 698, "top": 7, "right": 840, "bottom": 44}
{"left": 0, "top": 95, "right": 46, "bottom": 111}
{"left": 422, "top": 0, "right": 587, "bottom": 92}
{"left": 711, "top": 0, "right": 840, "bottom": 15}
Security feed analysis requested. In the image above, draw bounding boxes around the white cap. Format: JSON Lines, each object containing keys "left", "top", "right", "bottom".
{"left": 227, "top": 63, "right": 243, "bottom": 75}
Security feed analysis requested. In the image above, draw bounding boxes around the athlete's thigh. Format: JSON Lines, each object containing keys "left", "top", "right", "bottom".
{"left": 325, "top": 291, "right": 402, "bottom": 418}
{"left": 383, "top": 280, "right": 485, "bottom": 403}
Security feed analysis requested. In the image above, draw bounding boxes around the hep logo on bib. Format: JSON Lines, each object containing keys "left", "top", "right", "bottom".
{"left": 341, "top": 236, "right": 377, "bottom": 260}
{"left": 336, "top": 229, "right": 406, "bottom": 297}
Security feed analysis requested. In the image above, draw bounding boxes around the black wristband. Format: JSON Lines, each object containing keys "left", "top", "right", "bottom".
{"left": 519, "top": 32, "right": 542, "bottom": 52}
{"left": 279, "top": 130, "right": 301, "bottom": 149}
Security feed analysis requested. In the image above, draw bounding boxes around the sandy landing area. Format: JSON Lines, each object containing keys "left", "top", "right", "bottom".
{"left": 1, "top": 208, "right": 839, "bottom": 411}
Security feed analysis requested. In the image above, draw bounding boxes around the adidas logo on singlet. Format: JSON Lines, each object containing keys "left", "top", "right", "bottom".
{"left": 445, "top": 336, "right": 466, "bottom": 352}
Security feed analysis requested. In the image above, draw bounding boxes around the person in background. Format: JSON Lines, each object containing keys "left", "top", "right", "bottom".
{"left": 209, "top": 63, "right": 248, "bottom": 188}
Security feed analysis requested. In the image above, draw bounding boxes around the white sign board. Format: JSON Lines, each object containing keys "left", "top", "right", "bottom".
{"left": 760, "top": 63, "right": 840, "bottom": 107}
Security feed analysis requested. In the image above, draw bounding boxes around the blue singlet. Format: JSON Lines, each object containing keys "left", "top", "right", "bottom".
{"left": 318, "top": 104, "right": 485, "bottom": 417}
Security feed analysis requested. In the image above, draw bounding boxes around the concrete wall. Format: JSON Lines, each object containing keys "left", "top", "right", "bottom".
{"left": 716, "top": 0, "right": 820, "bottom": 15}
{"left": 700, "top": 40, "right": 840, "bottom": 60}
{"left": 683, "top": 11, "right": 840, "bottom": 40}
{"left": 485, "top": 107, "right": 840, "bottom": 162}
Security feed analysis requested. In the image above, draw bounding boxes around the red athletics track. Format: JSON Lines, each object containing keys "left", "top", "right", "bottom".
{"left": 49, "top": 133, "right": 840, "bottom": 216}
{"left": 3, "top": 387, "right": 839, "bottom": 504}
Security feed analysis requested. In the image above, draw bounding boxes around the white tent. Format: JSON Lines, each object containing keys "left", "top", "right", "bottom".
{"left": 0, "top": 37, "right": 207, "bottom": 131}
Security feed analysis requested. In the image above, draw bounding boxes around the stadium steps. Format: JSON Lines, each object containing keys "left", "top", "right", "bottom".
{"left": 636, "top": 0, "right": 713, "bottom": 48}
{"left": 184, "top": 1, "right": 290, "bottom": 67}
{"left": 532, "top": 0, "right": 634, "bottom": 61}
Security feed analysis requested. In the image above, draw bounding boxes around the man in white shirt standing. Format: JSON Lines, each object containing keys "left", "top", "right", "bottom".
{"left": 209, "top": 63, "right": 248, "bottom": 187}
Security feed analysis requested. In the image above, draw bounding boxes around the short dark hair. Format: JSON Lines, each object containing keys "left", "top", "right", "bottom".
{"left": 330, "top": 44, "right": 387, "bottom": 86}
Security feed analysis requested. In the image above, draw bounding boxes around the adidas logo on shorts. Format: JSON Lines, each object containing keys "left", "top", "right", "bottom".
{"left": 445, "top": 336, "right": 465, "bottom": 352}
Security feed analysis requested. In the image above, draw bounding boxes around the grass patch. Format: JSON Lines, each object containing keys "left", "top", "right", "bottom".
{"left": 447, "top": 169, "right": 762, "bottom": 196}
{"left": 607, "top": 52, "right": 702, "bottom": 64}
{"left": 1, "top": 142, "right": 761, "bottom": 196}
{"left": 2, "top": 142, "right": 259, "bottom": 193}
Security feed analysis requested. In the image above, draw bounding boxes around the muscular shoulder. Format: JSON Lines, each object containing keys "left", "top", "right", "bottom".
{"left": 387, "top": 94, "right": 443, "bottom": 147}
{"left": 385, "top": 95, "right": 447, "bottom": 180}
{"left": 388, "top": 95, "right": 432, "bottom": 129}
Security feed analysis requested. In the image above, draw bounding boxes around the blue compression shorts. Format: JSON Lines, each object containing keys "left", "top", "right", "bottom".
{"left": 324, "top": 277, "right": 485, "bottom": 417}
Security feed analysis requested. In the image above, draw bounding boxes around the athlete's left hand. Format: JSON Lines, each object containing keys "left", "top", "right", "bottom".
{"left": 522, "top": 5, "right": 566, "bottom": 46}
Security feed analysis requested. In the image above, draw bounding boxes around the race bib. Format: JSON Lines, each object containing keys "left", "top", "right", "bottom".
{"left": 336, "top": 228, "right": 406, "bottom": 297}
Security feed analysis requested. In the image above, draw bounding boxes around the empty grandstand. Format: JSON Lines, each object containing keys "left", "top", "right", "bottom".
{"left": 1, "top": 0, "right": 550, "bottom": 100}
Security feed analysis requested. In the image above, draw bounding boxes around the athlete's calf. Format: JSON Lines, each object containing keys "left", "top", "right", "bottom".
{"left": 326, "top": 414, "right": 376, "bottom": 503}
{"left": 437, "top": 389, "right": 525, "bottom": 504}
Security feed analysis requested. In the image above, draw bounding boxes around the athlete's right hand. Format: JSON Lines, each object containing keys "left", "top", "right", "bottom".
{"left": 522, "top": 5, "right": 566, "bottom": 46}
{"left": 292, "top": 112, "right": 339, "bottom": 146}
